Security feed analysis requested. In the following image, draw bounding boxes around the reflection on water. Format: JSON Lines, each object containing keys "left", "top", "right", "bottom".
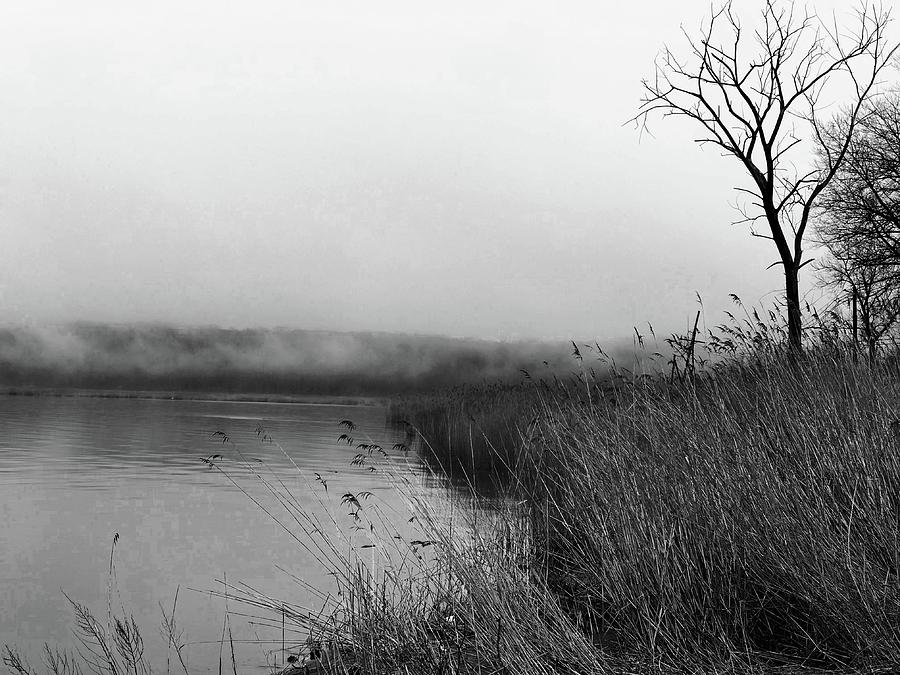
{"left": 0, "top": 396, "right": 427, "bottom": 670}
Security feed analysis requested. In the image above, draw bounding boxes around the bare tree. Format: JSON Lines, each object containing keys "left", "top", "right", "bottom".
{"left": 635, "top": 0, "right": 896, "bottom": 351}
{"left": 817, "top": 240, "right": 900, "bottom": 360}
{"left": 816, "top": 93, "right": 900, "bottom": 271}
{"left": 815, "top": 94, "right": 900, "bottom": 359}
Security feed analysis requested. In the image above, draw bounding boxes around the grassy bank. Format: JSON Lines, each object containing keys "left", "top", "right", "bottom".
{"left": 366, "top": 339, "right": 900, "bottom": 673}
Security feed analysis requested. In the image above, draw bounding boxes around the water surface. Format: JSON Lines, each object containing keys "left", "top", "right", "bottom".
{"left": 0, "top": 395, "right": 425, "bottom": 670}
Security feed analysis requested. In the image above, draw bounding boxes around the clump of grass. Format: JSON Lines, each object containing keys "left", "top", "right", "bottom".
{"left": 197, "top": 419, "right": 613, "bottom": 674}
{"left": 3, "top": 591, "right": 152, "bottom": 675}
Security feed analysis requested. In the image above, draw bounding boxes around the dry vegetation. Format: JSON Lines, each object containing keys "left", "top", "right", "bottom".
{"left": 349, "top": 313, "right": 900, "bottom": 673}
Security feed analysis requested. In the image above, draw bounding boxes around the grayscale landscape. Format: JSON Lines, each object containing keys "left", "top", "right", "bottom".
{"left": 4, "top": 1, "right": 900, "bottom": 673}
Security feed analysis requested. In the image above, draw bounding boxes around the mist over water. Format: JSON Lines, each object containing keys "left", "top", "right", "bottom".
{"left": 0, "top": 322, "right": 630, "bottom": 396}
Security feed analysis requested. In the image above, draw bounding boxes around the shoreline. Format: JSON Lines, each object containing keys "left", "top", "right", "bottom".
{"left": 0, "top": 387, "right": 387, "bottom": 407}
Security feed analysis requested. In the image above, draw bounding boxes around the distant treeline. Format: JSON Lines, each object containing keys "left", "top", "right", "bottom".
{"left": 0, "top": 323, "right": 624, "bottom": 397}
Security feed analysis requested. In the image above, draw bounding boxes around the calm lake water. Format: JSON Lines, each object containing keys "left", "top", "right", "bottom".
{"left": 0, "top": 395, "right": 428, "bottom": 671}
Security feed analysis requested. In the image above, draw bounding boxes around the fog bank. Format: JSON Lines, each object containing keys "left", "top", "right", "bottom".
{"left": 0, "top": 323, "right": 635, "bottom": 397}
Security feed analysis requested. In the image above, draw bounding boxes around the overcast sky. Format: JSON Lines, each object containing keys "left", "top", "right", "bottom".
{"left": 0, "top": 0, "right": 869, "bottom": 340}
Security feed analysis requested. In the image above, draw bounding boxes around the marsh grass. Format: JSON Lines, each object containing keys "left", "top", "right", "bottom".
{"left": 371, "top": 307, "right": 900, "bottom": 673}
{"left": 523, "top": 353, "right": 900, "bottom": 671}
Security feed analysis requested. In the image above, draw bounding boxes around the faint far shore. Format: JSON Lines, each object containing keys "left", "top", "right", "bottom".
{"left": 0, "top": 387, "right": 386, "bottom": 407}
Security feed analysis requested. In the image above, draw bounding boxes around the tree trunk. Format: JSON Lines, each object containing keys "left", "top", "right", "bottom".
{"left": 862, "top": 308, "right": 876, "bottom": 362}
{"left": 785, "top": 265, "right": 802, "bottom": 352}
